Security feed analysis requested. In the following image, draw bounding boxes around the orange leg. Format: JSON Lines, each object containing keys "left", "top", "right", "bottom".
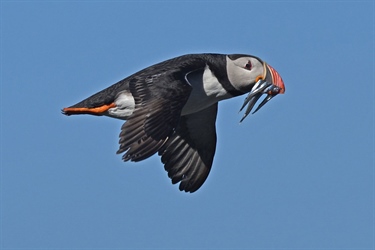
{"left": 62, "top": 103, "right": 116, "bottom": 116}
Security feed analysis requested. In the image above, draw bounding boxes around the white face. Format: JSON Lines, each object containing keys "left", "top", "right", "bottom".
{"left": 226, "top": 55, "right": 265, "bottom": 92}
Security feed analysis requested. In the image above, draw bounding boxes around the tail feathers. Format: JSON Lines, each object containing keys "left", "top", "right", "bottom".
{"left": 62, "top": 77, "right": 131, "bottom": 116}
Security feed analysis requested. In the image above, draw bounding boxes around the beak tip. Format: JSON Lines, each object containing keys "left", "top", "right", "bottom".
{"left": 267, "top": 64, "right": 285, "bottom": 94}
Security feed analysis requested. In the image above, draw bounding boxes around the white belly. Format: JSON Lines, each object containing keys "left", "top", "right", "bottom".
{"left": 181, "top": 65, "right": 231, "bottom": 115}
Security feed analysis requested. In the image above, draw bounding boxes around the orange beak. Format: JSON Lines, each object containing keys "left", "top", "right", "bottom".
{"left": 239, "top": 62, "right": 285, "bottom": 122}
{"left": 267, "top": 64, "right": 285, "bottom": 94}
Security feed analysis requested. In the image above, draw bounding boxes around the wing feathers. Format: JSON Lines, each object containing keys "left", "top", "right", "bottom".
{"left": 117, "top": 71, "right": 192, "bottom": 162}
{"left": 159, "top": 104, "right": 218, "bottom": 193}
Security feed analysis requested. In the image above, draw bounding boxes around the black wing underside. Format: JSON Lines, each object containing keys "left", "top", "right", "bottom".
{"left": 159, "top": 104, "right": 218, "bottom": 193}
{"left": 114, "top": 55, "right": 220, "bottom": 192}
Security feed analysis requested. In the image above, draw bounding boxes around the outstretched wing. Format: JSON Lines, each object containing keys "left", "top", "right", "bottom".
{"left": 158, "top": 104, "right": 218, "bottom": 193}
{"left": 117, "top": 71, "right": 192, "bottom": 162}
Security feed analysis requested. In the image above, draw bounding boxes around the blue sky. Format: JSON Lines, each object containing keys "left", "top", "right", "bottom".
{"left": 1, "top": 1, "right": 374, "bottom": 249}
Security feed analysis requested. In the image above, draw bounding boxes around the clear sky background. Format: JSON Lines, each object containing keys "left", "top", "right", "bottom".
{"left": 1, "top": 1, "right": 374, "bottom": 249}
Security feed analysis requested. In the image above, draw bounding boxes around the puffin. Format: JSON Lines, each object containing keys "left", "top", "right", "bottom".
{"left": 62, "top": 53, "right": 285, "bottom": 193}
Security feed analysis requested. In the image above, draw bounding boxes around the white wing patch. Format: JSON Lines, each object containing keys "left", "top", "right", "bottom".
{"left": 107, "top": 91, "right": 135, "bottom": 120}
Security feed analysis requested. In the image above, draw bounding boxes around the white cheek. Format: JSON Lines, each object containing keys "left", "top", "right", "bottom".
{"left": 227, "top": 60, "right": 251, "bottom": 90}
{"left": 226, "top": 57, "right": 264, "bottom": 91}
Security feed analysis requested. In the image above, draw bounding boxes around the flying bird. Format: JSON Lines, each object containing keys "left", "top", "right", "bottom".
{"left": 62, "top": 53, "right": 285, "bottom": 192}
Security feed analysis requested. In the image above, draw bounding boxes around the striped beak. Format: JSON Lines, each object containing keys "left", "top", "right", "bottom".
{"left": 239, "top": 63, "right": 285, "bottom": 122}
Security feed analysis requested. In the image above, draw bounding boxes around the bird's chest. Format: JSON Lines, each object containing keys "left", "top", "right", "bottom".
{"left": 181, "top": 66, "right": 232, "bottom": 115}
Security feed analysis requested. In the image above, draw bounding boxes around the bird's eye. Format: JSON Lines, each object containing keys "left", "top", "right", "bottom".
{"left": 245, "top": 62, "right": 252, "bottom": 70}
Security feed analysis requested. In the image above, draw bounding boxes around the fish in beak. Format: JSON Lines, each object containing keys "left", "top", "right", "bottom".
{"left": 239, "top": 63, "right": 285, "bottom": 122}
